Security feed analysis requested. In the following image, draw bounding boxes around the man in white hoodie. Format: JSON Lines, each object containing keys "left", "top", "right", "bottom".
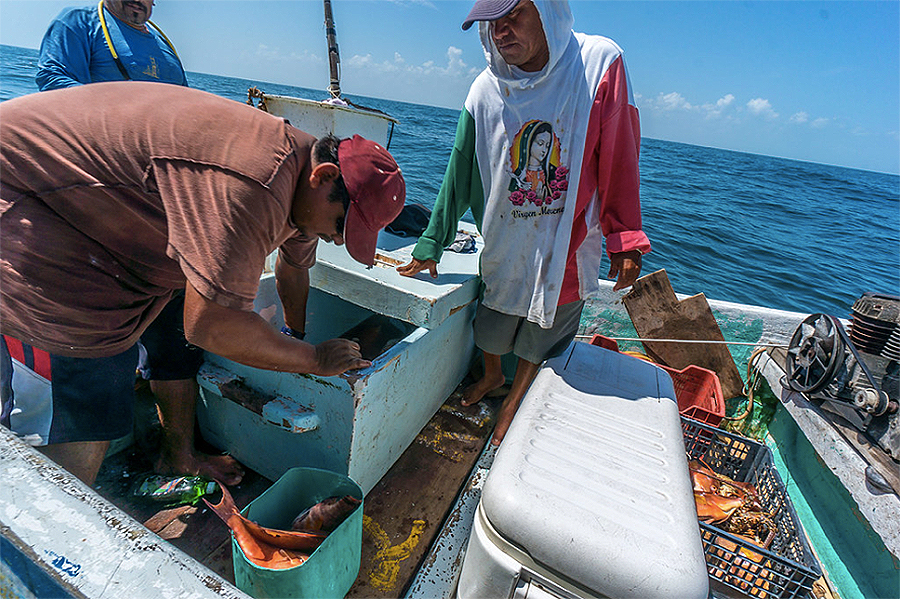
{"left": 399, "top": 0, "right": 650, "bottom": 445}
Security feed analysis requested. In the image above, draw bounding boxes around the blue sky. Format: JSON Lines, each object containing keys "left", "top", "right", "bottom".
{"left": 2, "top": 1, "right": 898, "bottom": 174}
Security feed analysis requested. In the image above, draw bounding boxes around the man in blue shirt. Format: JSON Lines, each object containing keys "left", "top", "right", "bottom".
{"left": 31, "top": 2, "right": 246, "bottom": 486}
{"left": 36, "top": 0, "right": 187, "bottom": 90}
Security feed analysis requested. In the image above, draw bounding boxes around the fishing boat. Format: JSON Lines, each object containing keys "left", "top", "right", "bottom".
{"left": 1, "top": 3, "right": 898, "bottom": 598}
{"left": 3, "top": 278, "right": 898, "bottom": 599}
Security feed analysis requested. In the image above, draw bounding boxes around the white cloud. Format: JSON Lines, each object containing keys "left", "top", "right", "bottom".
{"left": 645, "top": 92, "right": 739, "bottom": 120}
{"left": 811, "top": 118, "right": 829, "bottom": 129}
{"left": 346, "top": 53, "right": 399, "bottom": 74}
{"left": 255, "top": 44, "right": 277, "bottom": 60}
{"left": 446, "top": 46, "right": 467, "bottom": 73}
{"left": 701, "top": 94, "right": 735, "bottom": 118}
{"left": 337, "top": 45, "right": 481, "bottom": 107}
{"left": 387, "top": 0, "right": 436, "bottom": 7}
{"left": 252, "top": 43, "right": 323, "bottom": 66}
{"left": 790, "top": 111, "right": 809, "bottom": 124}
{"left": 747, "top": 98, "right": 778, "bottom": 118}
{"left": 657, "top": 91, "right": 693, "bottom": 111}
{"left": 345, "top": 46, "right": 476, "bottom": 79}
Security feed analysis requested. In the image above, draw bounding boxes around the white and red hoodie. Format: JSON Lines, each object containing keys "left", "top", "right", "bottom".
{"left": 411, "top": 0, "right": 650, "bottom": 328}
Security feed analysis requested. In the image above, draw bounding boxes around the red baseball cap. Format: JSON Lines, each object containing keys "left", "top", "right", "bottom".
{"left": 338, "top": 135, "right": 406, "bottom": 266}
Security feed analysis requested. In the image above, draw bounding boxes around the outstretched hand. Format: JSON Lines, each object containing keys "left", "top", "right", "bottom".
{"left": 397, "top": 258, "right": 438, "bottom": 279}
{"left": 314, "top": 339, "right": 371, "bottom": 376}
{"left": 608, "top": 249, "right": 643, "bottom": 291}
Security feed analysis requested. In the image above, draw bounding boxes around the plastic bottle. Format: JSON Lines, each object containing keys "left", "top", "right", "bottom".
{"left": 131, "top": 474, "right": 218, "bottom": 506}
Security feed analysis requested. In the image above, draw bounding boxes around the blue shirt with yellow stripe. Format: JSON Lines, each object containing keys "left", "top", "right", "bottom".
{"left": 36, "top": 5, "right": 186, "bottom": 91}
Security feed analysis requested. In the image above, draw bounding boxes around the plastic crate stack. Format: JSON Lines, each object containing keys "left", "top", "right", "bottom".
{"left": 682, "top": 417, "right": 822, "bottom": 599}
{"left": 585, "top": 334, "right": 821, "bottom": 598}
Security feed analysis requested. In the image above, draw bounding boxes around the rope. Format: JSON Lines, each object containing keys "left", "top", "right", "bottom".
{"left": 332, "top": 97, "right": 397, "bottom": 150}
{"left": 147, "top": 20, "right": 180, "bottom": 59}
{"left": 722, "top": 346, "right": 767, "bottom": 422}
{"left": 342, "top": 96, "right": 392, "bottom": 118}
{"left": 574, "top": 335, "right": 787, "bottom": 348}
{"left": 97, "top": 0, "right": 180, "bottom": 58}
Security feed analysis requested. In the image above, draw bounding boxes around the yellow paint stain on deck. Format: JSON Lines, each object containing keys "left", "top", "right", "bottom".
{"left": 415, "top": 421, "right": 479, "bottom": 462}
{"left": 362, "top": 515, "right": 428, "bottom": 591}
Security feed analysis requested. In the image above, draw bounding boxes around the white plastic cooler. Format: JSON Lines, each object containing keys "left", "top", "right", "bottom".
{"left": 457, "top": 341, "right": 709, "bottom": 599}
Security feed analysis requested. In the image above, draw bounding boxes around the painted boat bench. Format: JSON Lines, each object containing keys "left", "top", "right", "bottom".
{"left": 197, "top": 229, "right": 484, "bottom": 494}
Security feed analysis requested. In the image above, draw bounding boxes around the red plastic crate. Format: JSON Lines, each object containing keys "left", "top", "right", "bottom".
{"left": 589, "top": 334, "right": 726, "bottom": 426}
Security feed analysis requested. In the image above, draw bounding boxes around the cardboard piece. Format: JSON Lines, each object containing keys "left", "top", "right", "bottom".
{"left": 622, "top": 270, "right": 745, "bottom": 399}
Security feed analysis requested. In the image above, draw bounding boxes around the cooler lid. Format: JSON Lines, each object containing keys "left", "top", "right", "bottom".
{"left": 309, "top": 227, "right": 482, "bottom": 329}
{"left": 480, "top": 342, "right": 709, "bottom": 599}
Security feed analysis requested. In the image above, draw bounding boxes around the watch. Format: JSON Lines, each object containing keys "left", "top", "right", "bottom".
{"left": 280, "top": 325, "right": 306, "bottom": 340}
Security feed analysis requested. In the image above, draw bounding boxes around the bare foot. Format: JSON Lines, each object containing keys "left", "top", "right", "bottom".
{"left": 490, "top": 395, "right": 522, "bottom": 446}
{"left": 155, "top": 451, "right": 245, "bottom": 486}
{"left": 461, "top": 372, "right": 506, "bottom": 407}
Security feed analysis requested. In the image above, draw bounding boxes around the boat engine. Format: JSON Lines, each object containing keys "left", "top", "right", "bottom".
{"left": 786, "top": 293, "right": 900, "bottom": 460}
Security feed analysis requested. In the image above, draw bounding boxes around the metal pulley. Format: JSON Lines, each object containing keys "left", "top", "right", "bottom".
{"left": 786, "top": 313, "right": 844, "bottom": 395}
{"left": 786, "top": 313, "right": 892, "bottom": 416}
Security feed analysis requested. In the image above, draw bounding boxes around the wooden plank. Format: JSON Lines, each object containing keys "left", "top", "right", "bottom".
{"left": 187, "top": 389, "right": 495, "bottom": 595}
{"left": 347, "top": 394, "right": 496, "bottom": 598}
{"left": 622, "top": 269, "right": 745, "bottom": 398}
{"left": 183, "top": 395, "right": 494, "bottom": 593}
{"left": 203, "top": 539, "right": 238, "bottom": 586}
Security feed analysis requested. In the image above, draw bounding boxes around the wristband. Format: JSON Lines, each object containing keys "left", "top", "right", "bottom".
{"left": 281, "top": 325, "right": 305, "bottom": 340}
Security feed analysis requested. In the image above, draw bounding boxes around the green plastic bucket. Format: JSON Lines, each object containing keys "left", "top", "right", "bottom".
{"left": 232, "top": 467, "right": 363, "bottom": 599}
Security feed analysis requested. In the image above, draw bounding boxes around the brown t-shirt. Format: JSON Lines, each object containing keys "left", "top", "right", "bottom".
{"left": 1, "top": 81, "right": 317, "bottom": 357}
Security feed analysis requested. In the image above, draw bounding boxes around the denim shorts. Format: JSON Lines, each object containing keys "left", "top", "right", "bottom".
{"left": 473, "top": 300, "right": 585, "bottom": 365}
{"left": 1, "top": 335, "right": 138, "bottom": 446}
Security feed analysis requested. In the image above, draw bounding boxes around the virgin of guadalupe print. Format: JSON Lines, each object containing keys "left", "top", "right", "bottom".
{"left": 507, "top": 120, "right": 569, "bottom": 208}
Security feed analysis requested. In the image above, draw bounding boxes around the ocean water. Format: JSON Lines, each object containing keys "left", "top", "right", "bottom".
{"left": 2, "top": 44, "right": 898, "bottom": 319}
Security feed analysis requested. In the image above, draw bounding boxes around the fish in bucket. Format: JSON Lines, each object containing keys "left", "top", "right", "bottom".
{"left": 204, "top": 481, "right": 360, "bottom": 569}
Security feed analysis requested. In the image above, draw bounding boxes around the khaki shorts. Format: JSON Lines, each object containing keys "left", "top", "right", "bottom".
{"left": 473, "top": 300, "right": 584, "bottom": 365}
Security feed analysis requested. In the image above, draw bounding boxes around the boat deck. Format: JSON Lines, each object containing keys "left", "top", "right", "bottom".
{"left": 91, "top": 377, "right": 498, "bottom": 597}
{"left": 7, "top": 290, "right": 899, "bottom": 599}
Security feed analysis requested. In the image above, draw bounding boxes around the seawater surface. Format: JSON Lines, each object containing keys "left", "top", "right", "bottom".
{"left": 3, "top": 43, "right": 897, "bottom": 318}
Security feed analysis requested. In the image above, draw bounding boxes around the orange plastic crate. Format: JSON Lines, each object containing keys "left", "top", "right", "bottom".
{"left": 661, "top": 364, "right": 725, "bottom": 426}
{"left": 589, "top": 334, "right": 726, "bottom": 426}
